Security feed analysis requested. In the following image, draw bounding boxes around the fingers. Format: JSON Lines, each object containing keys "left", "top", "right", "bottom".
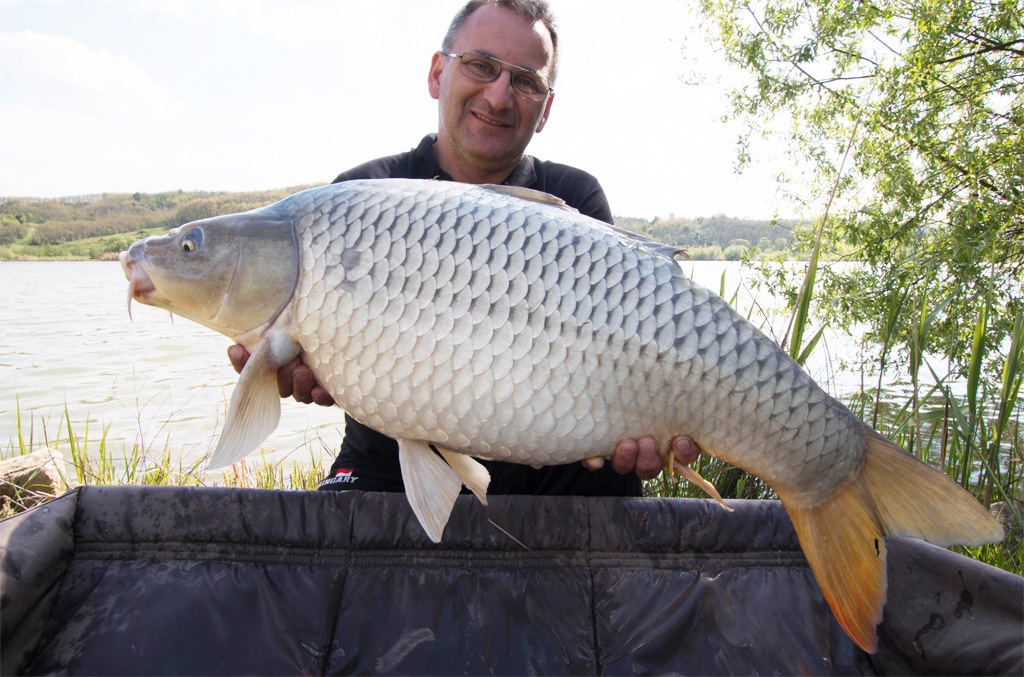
{"left": 276, "top": 357, "right": 300, "bottom": 399}
{"left": 291, "top": 362, "right": 317, "bottom": 403}
{"left": 309, "top": 382, "right": 335, "bottom": 407}
{"left": 229, "top": 345, "right": 334, "bottom": 406}
{"left": 610, "top": 438, "right": 637, "bottom": 475}
{"left": 227, "top": 344, "right": 249, "bottom": 374}
{"left": 278, "top": 359, "right": 335, "bottom": 406}
{"left": 597, "top": 435, "right": 702, "bottom": 480}
{"left": 671, "top": 435, "right": 699, "bottom": 466}
{"left": 629, "top": 436, "right": 663, "bottom": 480}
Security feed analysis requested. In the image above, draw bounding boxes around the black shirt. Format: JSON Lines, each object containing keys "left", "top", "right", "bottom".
{"left": 317, "top": 134, "right": 641, "bottom": 497}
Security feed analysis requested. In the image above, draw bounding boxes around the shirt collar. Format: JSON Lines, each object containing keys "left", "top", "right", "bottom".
{"left": 414, "top": 134, "right": 537, "bottom": 187}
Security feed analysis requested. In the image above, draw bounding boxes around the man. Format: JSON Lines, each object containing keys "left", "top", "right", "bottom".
{"left": 230, "top": 0, "right": 698, "bottom": 494}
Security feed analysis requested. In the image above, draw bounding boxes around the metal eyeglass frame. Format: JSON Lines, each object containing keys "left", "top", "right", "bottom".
{"left": 442, "top": 51, "right": 553, "bottom": 101}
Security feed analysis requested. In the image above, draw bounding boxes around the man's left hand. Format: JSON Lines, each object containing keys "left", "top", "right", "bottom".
{"left": 582, "top": 435, "right": 699, "bottom": 480}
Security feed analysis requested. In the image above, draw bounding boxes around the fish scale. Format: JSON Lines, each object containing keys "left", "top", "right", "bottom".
{"left": 289, "top": 180, "right": 848, "bottom": 491}
{"left": 122, "top": 177, "right": 1002, "bottom": 653}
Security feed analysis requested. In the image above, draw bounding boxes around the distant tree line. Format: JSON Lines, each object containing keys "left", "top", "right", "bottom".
{"left": 1, "top": 186, "right": 794, "bottom": 260}
{"left": 0, "top": 187, "right": 311, "bottom": 256}
{"left": 614, "top": 214, "right": 796, "bottom": 260}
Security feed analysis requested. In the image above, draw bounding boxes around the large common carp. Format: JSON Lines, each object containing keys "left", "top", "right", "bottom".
{"left": 120, "top": 178, "right": 1002, "bottom": 652}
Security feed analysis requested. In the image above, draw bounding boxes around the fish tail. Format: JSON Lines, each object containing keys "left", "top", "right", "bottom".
{"left": 780, "top": 425, "right": 1004, "bottom": 653}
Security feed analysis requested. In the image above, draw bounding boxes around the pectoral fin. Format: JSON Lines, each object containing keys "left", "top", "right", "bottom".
{"left": 398, "top": 439, "right": 463, "bottom": 542}
{"left": 208, "top": 330, "right": 301, "bottom": 468}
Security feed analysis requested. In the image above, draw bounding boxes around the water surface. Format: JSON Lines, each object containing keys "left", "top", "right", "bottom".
{"left": 2, "top": 261, "right": 343, "bottom": 469}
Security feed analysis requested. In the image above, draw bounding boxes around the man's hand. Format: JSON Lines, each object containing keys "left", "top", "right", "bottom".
{"left": 227, "top": 345, "right": 335, "bottom": 406}
{"left": 582, "top": 435, "right": 700, "bottom": 480}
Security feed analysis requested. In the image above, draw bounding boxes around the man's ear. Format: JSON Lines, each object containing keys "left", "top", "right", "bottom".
{"left": 535, "top": 91, "right": 554, "bottom": 133}
{"left": 428, "top": 51, "right": 445, "bottom": 100}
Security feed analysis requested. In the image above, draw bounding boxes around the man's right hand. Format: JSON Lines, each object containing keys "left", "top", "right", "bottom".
{"left": 227, "top": 344, "right": 335, "bottom": 406}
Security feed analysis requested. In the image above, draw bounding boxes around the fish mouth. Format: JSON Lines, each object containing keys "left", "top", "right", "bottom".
{"left": 119, "top": 250, "right": 156, "bottom": 320}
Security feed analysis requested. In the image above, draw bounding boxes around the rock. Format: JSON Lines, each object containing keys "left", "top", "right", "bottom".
{"left": 0, "top": 448, "right": 75, "bottom": 512}
{"left": 989, "top": 498, "right": 1024, "bottom": 548}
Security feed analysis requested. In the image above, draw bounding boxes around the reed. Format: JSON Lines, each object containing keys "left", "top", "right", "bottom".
{"left": 1, "top": 405, "right": 329, "bottom": 519}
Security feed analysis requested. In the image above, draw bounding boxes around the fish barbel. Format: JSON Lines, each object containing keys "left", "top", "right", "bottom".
{"left": 120, "top": 179, "right": 1002, "bottom": 652}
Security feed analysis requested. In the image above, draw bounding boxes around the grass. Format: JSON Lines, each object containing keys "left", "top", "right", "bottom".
{"left": 1, "top": 226, "right": 169, "bottom": 261}
{"left": 1, "top": 404, "right": 328, "bottom": 519}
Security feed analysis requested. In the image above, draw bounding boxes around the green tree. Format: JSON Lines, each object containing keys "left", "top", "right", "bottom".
{"left": 691, "top": 0, "right": 1024, "bottom": 521}
{"left": 0, "top": 216, "right": 27, "bottom": 246}
{"left": 722, "top": 245, "right": 745, "bottom": 260}
{"left": 696, "top": 0, "right": 1022, "bottom": 375}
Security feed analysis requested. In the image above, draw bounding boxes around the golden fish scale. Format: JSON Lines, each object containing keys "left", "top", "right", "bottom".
{"left": 289, "top": 180, "right": 863, "bottom": 503}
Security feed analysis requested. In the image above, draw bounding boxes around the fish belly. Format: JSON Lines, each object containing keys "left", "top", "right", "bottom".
{"left": 287, "top": 180, "right": 861, "bottom": 503}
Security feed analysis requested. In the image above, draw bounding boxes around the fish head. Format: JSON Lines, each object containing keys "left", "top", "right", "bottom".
{"left": 120, "top": 208, "right": 299, "bottom": 344}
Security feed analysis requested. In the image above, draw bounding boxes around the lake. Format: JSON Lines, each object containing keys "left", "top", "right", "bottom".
{"left": 0, "top": 259, "right": 873, "bottom": 473}
{"left": 2, "top": 261, "right": 345, "bottom": 470}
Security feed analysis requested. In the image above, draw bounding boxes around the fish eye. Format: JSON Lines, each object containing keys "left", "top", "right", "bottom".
{"left": 181, "top": 229, "right": 203, "bottom": 253}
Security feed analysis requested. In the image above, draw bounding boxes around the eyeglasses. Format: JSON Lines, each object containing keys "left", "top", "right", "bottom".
{"left": 443, "top": 51, "right": 552, "bottom": 101}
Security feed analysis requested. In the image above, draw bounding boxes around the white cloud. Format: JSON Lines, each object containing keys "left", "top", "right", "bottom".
{"left": 93, "top": 0, "right": 199, "bottom": 23}
{"left": 0, "top": 29, "right": 186, "bottom": 196}
{"left": 97, "top": 0, "right": 455, "bottom": 50}
{"left": 0, "top": 30, "right": 180, "bottom": 121}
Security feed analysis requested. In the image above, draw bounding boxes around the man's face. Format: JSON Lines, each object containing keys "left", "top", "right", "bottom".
{"left": 428, "top": 4, "right": 555, "bottom": 181}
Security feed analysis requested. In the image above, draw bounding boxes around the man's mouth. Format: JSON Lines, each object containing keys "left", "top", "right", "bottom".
{"left": 471, "top": 110, "right": 512, "bottom": 128}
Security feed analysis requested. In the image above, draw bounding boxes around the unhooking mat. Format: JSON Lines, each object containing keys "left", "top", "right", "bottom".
{"left": 1, "top": 486, "right": 1021, "bottom": 675}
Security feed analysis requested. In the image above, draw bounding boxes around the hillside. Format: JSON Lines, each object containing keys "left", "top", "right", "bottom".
{"left": 0, "top": 187, "right": 794, "bottom": 261}
{"left": 0, "top": 187, "right": 314, "bottom": 261}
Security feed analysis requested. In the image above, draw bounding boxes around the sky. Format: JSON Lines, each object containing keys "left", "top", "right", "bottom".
{"left": 0, "top": 0, "right": 798, "bottom": 219}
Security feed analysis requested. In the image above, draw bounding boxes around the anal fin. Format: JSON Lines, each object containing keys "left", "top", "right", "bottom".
{"left": 672, "top": 461, "right": 733, "bottom": 512}
{"left": 662, "top": 436, "right": 733, "bottom": 511}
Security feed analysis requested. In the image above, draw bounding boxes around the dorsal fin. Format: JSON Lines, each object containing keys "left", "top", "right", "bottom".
{"left": 602, "top": 223, "right": 690, "bottom": 261}
{"left": 481, "top": 185, "right": 578, "bottom": 212}
{"left": 482, "top": 184, "right": 689, "bottom": 262}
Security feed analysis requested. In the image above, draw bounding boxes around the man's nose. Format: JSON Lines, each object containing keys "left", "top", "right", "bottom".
{"left": 481, "top": 69, "right": 516, "bottom": 108}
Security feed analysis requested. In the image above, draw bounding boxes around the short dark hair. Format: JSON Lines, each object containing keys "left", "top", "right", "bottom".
{"left": 441, "top": 0, "right": 559, "bottom": 85}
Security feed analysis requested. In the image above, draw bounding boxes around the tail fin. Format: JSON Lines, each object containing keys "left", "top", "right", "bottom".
{"left": 781, "top": 426, "right": 1004, "bottom": 653}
